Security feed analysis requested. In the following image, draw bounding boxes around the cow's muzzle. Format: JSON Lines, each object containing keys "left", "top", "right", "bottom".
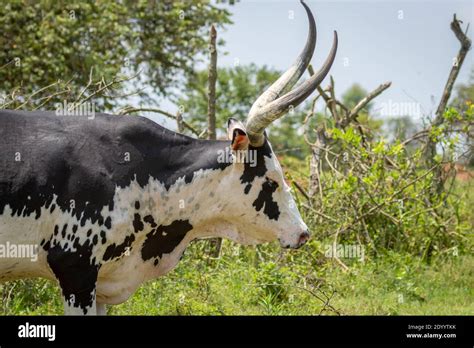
{"left": 297, "top": 231, "right": 310, "bottom": 247}
{"left": 280, "top": 231, "right": 310, "bottom": 249}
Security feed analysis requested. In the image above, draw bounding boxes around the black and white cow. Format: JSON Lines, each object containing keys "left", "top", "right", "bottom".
{"left": 0, "top": 1, "right": 337, "bottom": 315}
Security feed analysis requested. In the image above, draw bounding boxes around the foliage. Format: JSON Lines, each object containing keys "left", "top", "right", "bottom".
{"left": 301, "top": 108, "right": 472, "bottom": 261}
{"left": 0, "top": 0, "right": 232, "bottom": 108}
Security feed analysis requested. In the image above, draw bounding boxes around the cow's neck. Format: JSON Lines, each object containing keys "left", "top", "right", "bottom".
{"left": 107, "top": 137, "right": 238, "bottom": 269}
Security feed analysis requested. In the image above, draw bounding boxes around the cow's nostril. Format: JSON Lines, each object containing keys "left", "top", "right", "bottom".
{"left": 298, "top": 231, "right": 310, "bottom": 246}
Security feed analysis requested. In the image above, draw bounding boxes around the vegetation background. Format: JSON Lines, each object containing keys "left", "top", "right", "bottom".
{"left": 0, "top": 0, "right": 472, "bottom": 315}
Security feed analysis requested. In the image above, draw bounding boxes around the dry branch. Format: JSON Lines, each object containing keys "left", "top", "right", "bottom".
{"left": 207, "top": 24, "right": 217, "bottom": 141}
{"left": 207, "top": 24, "right": 221, "bottom": 257}
{"left": 435, "top": 15, "right": 472, "bottom": 123}
{"left": 424, "top": 13, "right": 471, "bottom": 192}
{"left": 340, "top": 81, "right": 392, "bottom": 128}
{"left": 120, "top": 107, "right": 201, "bottom": 136}
{"left": 76, "top": 72, "right": 140, "bottom": 106}
{"left": 176, "top": 110, "right": 184, "bottom": 133}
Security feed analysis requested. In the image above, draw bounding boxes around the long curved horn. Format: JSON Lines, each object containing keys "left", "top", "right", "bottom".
{"left": 248, "top": 0, "right": 317, "bottom": 112}
{"left": 246, "top": 1, "right": 338, "bottom": 147}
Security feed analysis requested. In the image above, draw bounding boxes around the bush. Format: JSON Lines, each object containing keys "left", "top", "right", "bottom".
{"left": 298, "top": 105, "right": 473, "bottom": 263}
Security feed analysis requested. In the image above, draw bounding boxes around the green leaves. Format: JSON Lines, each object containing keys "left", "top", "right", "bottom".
{"left": 303, "top": 110, "right": 471, "bottom": 259}
{"left": 372, "top": 139, "right": 387, "bottom": 155}
{"left": 0, "top": 1, "right": 232, "bottom": 109}
{"left": 331, "top": 127, "right": 366, "bottom": 148}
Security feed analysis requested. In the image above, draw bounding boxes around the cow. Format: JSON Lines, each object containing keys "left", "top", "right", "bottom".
{"left": 0, "top": 0, "right": 337, "bottom": 315}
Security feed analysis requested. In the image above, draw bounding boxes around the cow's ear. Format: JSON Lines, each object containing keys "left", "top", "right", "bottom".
{"left": 227, "top": 118, "right": 249, "bottom": 151}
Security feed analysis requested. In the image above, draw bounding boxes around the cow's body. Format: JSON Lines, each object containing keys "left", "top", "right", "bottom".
{"left": 0, "top": 110, "right": 306, "bottom": 314}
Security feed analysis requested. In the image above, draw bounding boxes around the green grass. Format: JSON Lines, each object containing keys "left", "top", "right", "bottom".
{"left": 327, "top": 252, "right": 474, "bottom": 315}
{"left": 1, "top": 241, "right": 472, "bottom": 315}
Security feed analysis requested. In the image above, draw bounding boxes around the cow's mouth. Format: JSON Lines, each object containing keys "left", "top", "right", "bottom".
{"left": 278, "top": 231, "right": 310, "bottom": 249}
{"left": 279, "top": 231, "right": 310, "bottom": 249}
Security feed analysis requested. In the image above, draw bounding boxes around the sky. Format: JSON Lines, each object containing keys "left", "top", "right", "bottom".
{"left": 150, "top": 0, "right": 474, "bottom": 129}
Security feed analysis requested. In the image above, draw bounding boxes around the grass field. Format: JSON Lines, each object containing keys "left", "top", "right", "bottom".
{"left": 1, "top": 241, "right": 472, "bottom": 315}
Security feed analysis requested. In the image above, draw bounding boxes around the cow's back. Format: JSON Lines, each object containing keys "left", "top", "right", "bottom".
{"left": 2, "top": 111, "right": 120, "bottom": 221}
{"left": 0, "top": 110, "right": 163, "bottom": 281}
{"left": 0, "top": 110, "right": 185, "bottom": 221}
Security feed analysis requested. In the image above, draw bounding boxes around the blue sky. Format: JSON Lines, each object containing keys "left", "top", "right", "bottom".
{"left": 150, "top": 0, "right": 474, "bottom": 129}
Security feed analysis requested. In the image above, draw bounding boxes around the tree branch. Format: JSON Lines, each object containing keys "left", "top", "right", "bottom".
{"left": 207, "top": 24, "right": 221, "bottom": 258}
{"left": 424, "top": 13, "right": 471, "bottom": 191}
{"left": 435, "top": 14, "right": 471, "bottom": 125}
{"left": 120, "top": 107, "right": 201, "bottom": 137}
{"left": 207, "top": 24, "right": 217, "bottom": 140}
{"left": 176, "top": 110, "right": 184, "bottom": 133}
{"left": 340, "top": 81, "right": 392, "bottom": 128}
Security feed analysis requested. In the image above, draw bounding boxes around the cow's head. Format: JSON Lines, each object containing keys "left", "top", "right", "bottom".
{"left": 212, "top": 0, "right": 337, "bottom": 249}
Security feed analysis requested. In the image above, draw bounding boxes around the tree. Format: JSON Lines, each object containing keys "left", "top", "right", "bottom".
{"left": 341, "top": 83, "right": 371, "bottom": 111}
{"left": 0, "top": 1, "right": 232, "bottom": 109}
